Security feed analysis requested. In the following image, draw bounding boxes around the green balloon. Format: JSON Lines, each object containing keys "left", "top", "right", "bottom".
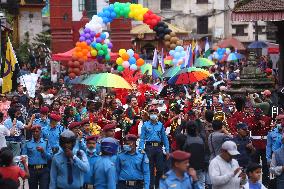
{"left": 105, "top": 54, "right": 111, "bottom": 61}
{"left": 114, "top": 7, "right": 120, "bottom": 14}
{"left": 102, "top": 44, "right": 108, "bottom": 51}
{"left": 117, "top": 65, "right": 124, "bottom": 72}
{"left": 95, "top": 43, "right": 102, "bottom": 50}
{"left": 98, "top": 50, "right": 104, "bottom": 56}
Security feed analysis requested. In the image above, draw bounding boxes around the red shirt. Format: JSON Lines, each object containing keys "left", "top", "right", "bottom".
{"left": 0, "top": 165, "right": 26, "bottom": 184}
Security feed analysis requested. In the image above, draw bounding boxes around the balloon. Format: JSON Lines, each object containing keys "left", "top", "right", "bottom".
{"left": 91, "top": 42, "right": 97, "bottom": 48}
{"left": 116, "top": 57, "right": 123, "bottom": 65}
{"left": 95, "top": 43, "right": 102, "bottom": 50}
{"left": 96, "top": 38, "right": 102, "bottom": 43}
{"left": 176, "top": 41, "right": 182, "bottom": 46}
{"left": 130, "top": 64, "right": 138, "bottom": 70}
{"left": 69, "top": 72, "right": 76, "bottom": 79}
{"left": 105, "top": 54, "right": 111, "bottom": 61}
{"left": 73, "top": 61, "right": 80, "bottom": 67}
{"left": 105, "top": 32, "right": 110, "bottom": 38}
{"left": 79, "top": 36, "right": 85, "bottom": 42}
{"left": 73, "top": 68, "right": 80, "bottom": 75}
{"left": 121, "top": 53, "right": 130, "bottom": 61}
{"left": 91, "top": 49, "right": 97, "bottom": 56}
{"left": 107, "top": 43, "right": 113, "bottom": 49}
{"left": 85, "top": 33, "right": 91, "bottom": 39}
{"left": 170, "top": 44, "right": 176, "bottom": 50}
{"left": 100, "top": 33, "right": 106, "bottom": 39}
{"left": 68, "top": 61, "right": 74, "bottom": 68}
{"left": 117, "top": 65, "right": 124, "bottom": 72}
{"left": 134, "top": 53, "right": 140, "bottom": 59}
{"left": 86, "top": 39, "right": 91, "bottom": 45}
{"left": 122, "top": 61, "right": 130, "bottom": 68}
{"left": 102, "top": 44, "right": 108, "bottom": 51}
{"left": 84, "top": 28, "right": 91, "bottom": 33}
{"left": 129, "top": 57, "right": 136, "bottom": 65}
{"left": 119, "top": 49, "right": 127, "bottom": 56}
{"left": 98, "top": 50, "right": 104, "bottom": 56}
{"left": 136, "top": 58, "right": 144, "bottom": 66}
{"left": 175, "top": 46, "right": 184, "bottom": 52}
{"left": 169, "top": 50, "right": 175, "bottom": 56}
{"left": 127, "top": 49, "right": 134, "bottom": 57}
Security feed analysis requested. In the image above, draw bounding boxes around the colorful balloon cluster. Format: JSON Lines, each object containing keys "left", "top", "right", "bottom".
{"left": 143, "top": 10, "right": 161, "bottom": 29}
{"left": 90, "top": 32, "right": 112, "bottom": 62}
{"left": 79, "top": 28, "right": 96, "bottom": 45}
{"left": 212, "top": 48, "right": 228, "bottom": 60}
{"left": 73, "top": 42, "right": 90, "bottom": 61}
{"left": 164, "top": 32, "right": 182, "bottom": 50}
{"left": 169, "top": 46, "right": 186, "bottom": 65}
{"left": 153, "top": 22, "right": 172, "bottom": 39}
{"left": 129, "top": 4, "right": 149, "bottom": 21}
{"left": 68, "top": 59, "right": 84, "bottom": 79}
{"left": 116, "top": 49, "right": 144, "bottom": 72}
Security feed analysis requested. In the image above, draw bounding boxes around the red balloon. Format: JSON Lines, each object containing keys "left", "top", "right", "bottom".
{"left": 69, "top": 72, "right": 76, "bottom": 79}
{"left": 73, "top": 61, "right": 80, "bottom": 68}
{"left": 134, "top": 53, "right": 140, "bottom": 59}
{"left": 73, "top": 68, "right": 80, "bottom": 75}
{"left": 95, "top": 33, "right": 100, "bottom": 38}
{"left": 68, "top": 61, "right": 74, "bottom": 68}
{"left": 68, "top": 68, "right": 74, "bottom": 73}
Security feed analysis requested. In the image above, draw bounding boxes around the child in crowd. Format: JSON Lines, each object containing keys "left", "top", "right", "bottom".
{"left": 243, "top": 163, "right": 267, "bottom": 189}
{"left": 0, "top": 147, "right": 29, "bottom": 187}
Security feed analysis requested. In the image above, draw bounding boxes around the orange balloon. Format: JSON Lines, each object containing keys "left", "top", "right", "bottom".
{"left": 75, "top": 47, "right": 81, "bottom": 52}
{"left": 72, "top": 54, "right": 78, "bottom": 60}
{"left": 77, "top": 52, "right": 83, "bottom": 58}
{"left": 136, "top": 58, "right": 144, "bottom": 66}
{"left": 82, "top": 49, "right": 89, "bottom": 55}
{"left": 121, "top": 53, "right": 130, "bottom": 61}
{"left": 82, "top": 56, "right": 88, "bottom": 61}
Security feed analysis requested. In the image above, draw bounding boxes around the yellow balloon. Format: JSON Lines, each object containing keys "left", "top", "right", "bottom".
{"left": 119, "top": 49, "right": 126, "bottom": 56}
{"left": 116, "top": 57, "right": 123, "bottom": 65}
{"left": 91, "top": 49, "right": 97, "bottom": 57}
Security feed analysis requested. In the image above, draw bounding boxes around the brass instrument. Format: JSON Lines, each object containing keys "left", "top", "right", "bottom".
{"left": 213, "top": 111, "right": 231, "bottom": 133}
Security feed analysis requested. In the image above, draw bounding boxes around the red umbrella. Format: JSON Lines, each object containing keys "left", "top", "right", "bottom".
{"left": 217, "top": 37, "right": 245, "bottom": 51}
{"left": 52, "top": 48, "right": 118, "bottom": 61}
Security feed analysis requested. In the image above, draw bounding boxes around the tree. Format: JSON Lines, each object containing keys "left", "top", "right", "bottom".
{"left": 32, "top": 31, "right": 51, "bottom": 48}
{"left": 15, "top": 32, "right": 31, "bottom": 65}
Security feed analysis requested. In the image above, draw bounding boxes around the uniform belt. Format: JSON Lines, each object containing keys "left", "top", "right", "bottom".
{"left": 119, "top": 180, "right": 143, "bottom": 186}
{"left": 28, "top": 164, "right": 47, "bottom": 169}
{"left": 145, "top": 141, "right": 162, "bottom": 147}
{"left": 83, "top": 184, "right": 94, "bottom": 189}
{"left": 251, "top": 136, "right": 267, "bottom": 140}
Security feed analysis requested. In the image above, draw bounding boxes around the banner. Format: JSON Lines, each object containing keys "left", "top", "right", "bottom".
{"left": 2, "top": 37, "right": 17, "bottom": 94}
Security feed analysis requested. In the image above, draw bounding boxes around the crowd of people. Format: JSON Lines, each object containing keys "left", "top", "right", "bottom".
{"left": 0, "top": 51, "right": 283, "bottom": 189}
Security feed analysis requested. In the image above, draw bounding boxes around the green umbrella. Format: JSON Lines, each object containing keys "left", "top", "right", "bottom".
{"left": 195, "top": 58, "right": 215, "bottom": 67}
{"left": 140, "top": 63, "right": 152, "bottom": 75}
{"left": 81, "top": 73, "right": 132, "bottom": 89}
{"left": 162, "top": 66, "right": 181, "bottom": 78}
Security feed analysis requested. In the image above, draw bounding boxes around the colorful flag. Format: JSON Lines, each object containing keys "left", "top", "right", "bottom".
{"left": 2, "top": 37, "right": 17, "bottom": 93}
{"left": 160, "top": 48, "right": 165, "bottom": 73}
{"left": 204, "top": 37, "right": 211, "bottom": 58}
{"left": 152, "top": 48, "right": 158, "bottom": 68}
{"left": 191, "top": 39, "right": 196, "bottom": 52}
{"left": 194, "top": 42, "right": 199, "bottom": 59}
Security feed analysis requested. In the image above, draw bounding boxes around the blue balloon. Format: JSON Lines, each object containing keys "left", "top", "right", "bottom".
{"left": 104, "top": 10, "right": 111, "bottom": 17}
{"left": 103, "top": 17, "right": 109, "bottom": 23}
{"left": 127, "top": 49, "right": 134, "bottom": 57}
{"left": 129, "top": 57, "right": 136, "bottom": 65}
{"left": 174, "top": 52, "right": 181, "bottom": 59}
{"left": 100, "top": 33, "right": 106, "bottom": 39}
{"left": 91, "top": 42, "right": 97, "bottom": 48}
{"left": 180, "top": 51, "right": 186, "bottom": 57}
{"left": 110, "top": 12, "right": 116, "bottom": 18}
{"left": 169, "top": 50, "right": 175, "bottom": 56}
{"left": 176, "top": 46, "right": 184, "bottom": 52}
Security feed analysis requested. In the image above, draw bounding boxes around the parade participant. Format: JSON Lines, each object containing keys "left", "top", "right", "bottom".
{"left": 96, "top": 123, "right": 117, "bottom": 155}
{"left": 227, "top": 96, "right": 246, "bottom": 134}
{"left": 125, "top": 96, "right": 140, "bottom": 120}
{"left": 27, "top": 95, "right": 43, "bottom": 118}
{"left": 270, "top": 133, "right": 284, "bottom": 189}
{"left": 4, "top": 107, "right": 30, "bottom": 156}
{"left": 42, "top": 113, "right": 63, "bottom": 154}
{"left": 182, "top": 121, "right": 206, "bottom": 188}
{"left": 209, "top": 141, "right": 247, "bottom": 189}
{"left": 159, "top": 150, "right": 202, "bottom": 189}
{"left": 83, "top": 135, "right": 99, "bottom": 189}
{"left": 250, "top": 94, "right": 271, "bottom": 116}
{"left": 74, "top": 97, "right": 87, "bottom": 118}
{"left": 68, "top": 121, "right": 86, "bottom": 151}
{"left": 49, "top": 130, "right": 89, "bottom": 189}
{"left": 31, "top": 106, "right": 50, "bottom": 129}
{"left": 80, "top": 119, "right": 92, "bottom": 137}
{"left": 208, "top": 120, "right": 232, "bottom": 160}
{"left": 266, "top": 114, "right": 284, "bottom": 164}
{"left": 22, "top": 125, "right": 52, "bottom": 189}
{"left": 62, "top": 106, "right": 81, "bottom": 128}
{"left": 93, "top": 137, "right": 118, "bottom": 189}
{"left": 233, "top": 123, "right": 255, "bottom": 168}
{"left": 139, "top": 108, "right": 170, "bottom": 189}
{"left": 0, "top": 147, "right": 29, "bottom": 187}
{"left": 243, "top": 163, "right": 267, "bottom": 189}
{"left": 0, "top": 94, "right": 11, "bottom": 120}
{"left": 116, "top": 134, "right": 150, "bottom": 189}
{"left": 0, "top": 112, "right": 15, "bottom": 150}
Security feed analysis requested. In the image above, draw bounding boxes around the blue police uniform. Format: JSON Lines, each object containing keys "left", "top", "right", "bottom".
{"left": 96, "top": 137, "right": 120, "bottom": 157}
{"left": 74, "top": 138, "right": 87, "bottom": 152}
{"left": 49, "top": 149, "right": 89, "bottom": 189}
{"left": 116, "top": 150, "right": 150, "bottom": 189}
{"left": 139, "top": 120, "right": 170, "bottom": 188}
{"left": 33, "top": 118, "right": 50, "bottom": 129}
{"left": 42, "top": 124, "right": 65, "bottom": 154}
{"left": 83, "top": 150, "right": 98, "bottom": 186}
{"left": 233, "top": 135, "right": 253, "bottom": 168}
{"left": 93, "top": 155, "right": 117, "bottom": 189}
{"left": 159, "top": 170, "right": 202, "bottom": 189}
{"left": 22, "top": 138, "right": 52, "bottom": 189}
{"left": 266, "top": 125, "right": 283, "bottom": 162}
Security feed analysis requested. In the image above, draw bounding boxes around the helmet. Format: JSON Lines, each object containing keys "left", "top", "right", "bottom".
{"left": 101, "top": 137, "right": 118, "bottom": 155}
{"left": 59, "top": 130, "right": 76, "bottom": 150}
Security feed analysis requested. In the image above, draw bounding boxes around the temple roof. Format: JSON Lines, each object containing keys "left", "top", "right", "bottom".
{"left": 131, "top": 22, "right": 188, "bottom": 35}
{"left": 234, "top": 0, "right": 284, "bottom": 13}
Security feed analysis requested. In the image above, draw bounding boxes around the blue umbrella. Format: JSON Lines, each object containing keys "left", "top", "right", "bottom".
{"left": 235, "top": 53, "right": 245, "bottom": 59}
{"left": 227, "top": 53, "right": 238, "bottom": 61}
{"left": 248, "top": 41, "right": 268, "bottom": 49}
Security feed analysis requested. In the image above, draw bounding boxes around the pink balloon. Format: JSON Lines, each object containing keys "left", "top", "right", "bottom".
{"left": 122, "top": 61, "right": 130, "bottom": 68}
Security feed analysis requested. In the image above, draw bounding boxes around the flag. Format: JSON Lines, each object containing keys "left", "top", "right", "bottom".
{"left": 152, "top": 48, "right": 158, "bottom": 68}
{"left": 191, "top": 39, "right": 196, "bottom": 52}
{"left": 160, "top": 48, "right": 165, "bottom": 73}
{"left": 204, "top": 37, "right": 211, "bottom": 58}
{"left": 194, "top": 42, "right": 199, "bottom": 59}
{"left": 2, "top": 37, "right": 17, "bottom": 93}
{"left": 182, "top": 45, "right": 190, "bottom": 69}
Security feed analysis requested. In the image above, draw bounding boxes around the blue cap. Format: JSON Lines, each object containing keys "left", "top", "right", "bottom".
{"left": 236, "top": 123, "right": 248, "bottom": 130}
{"left": 101, "top": 137, "right": 118, "bottom": 155}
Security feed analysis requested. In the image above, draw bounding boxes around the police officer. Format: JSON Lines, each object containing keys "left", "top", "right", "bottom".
{"left": 116, "top": 134, "right": 150, "bottom": 189}
{"left": 159, "top": 150, "right": 201, "bottom": 189}
{"left": 266, "top": 114, "right": 284, "bottom": 163}
{"left": 31, "top": 106, "right": 50, "bottom": 129}
{"left": 139, "top": 108, "right": 170, "bottom": 189}
{"left": 42, "top": 113, "right": 64, "bottom": 155}
{"left": 233, "top": 123, "right": 255, "bottom": 168}
{"left": 93, "top": 137, "right": 118, "bottom": 189}
{"left": 22, "top": 125, "right": 52, "bottom": 189}
{"left": 68, "top": 121, "right": 86, "bottom": 151}
{"left": 83, "top": 135, "right": 99, "bottom": 189}
{"left": 49, "top": 130, "right": 89, "bottom": 189}
{"left": 96, "top": 124, "right": 117, "bottom": 155}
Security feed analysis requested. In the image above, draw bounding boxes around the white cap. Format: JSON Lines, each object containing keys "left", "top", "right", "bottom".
{"left": 222, "top": 141, "right": 240, "bottom": 156}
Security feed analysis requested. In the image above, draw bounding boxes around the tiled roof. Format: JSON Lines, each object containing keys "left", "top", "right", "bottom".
{"left": 234, "top": 0, "right": 284, "bottom": 13}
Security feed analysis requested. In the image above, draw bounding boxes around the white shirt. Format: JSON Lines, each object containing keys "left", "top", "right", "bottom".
{"left": 209, "top": 155, "right": 247, "bottom": 189}
{"left": 0, "top": 124, "right": 10, "bottom": 149}
{"left": 41, "top": 93, "right": 54, "bottom": 105}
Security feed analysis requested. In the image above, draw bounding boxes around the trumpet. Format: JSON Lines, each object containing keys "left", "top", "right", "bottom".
{"left": 213, "top": 111, "right": 231, "bottom": 133}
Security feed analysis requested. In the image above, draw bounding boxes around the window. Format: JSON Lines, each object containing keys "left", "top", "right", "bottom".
{"left": 266, "top": 22, "right": 277, "bottom": 41}
{"left": 196, "top": 0, "right": 208, "bottom": 4}
{"left": 197, "top": 16, "right": 208, "bottom": 34}
{"left": 78, "top": 0, "right": 85, "bottom": 12}
{"left": 232, "top": 25, "right": 248, "bottom": 36}
{"left": 85, "top": 0, "right": 97, "bottom": 18}
{"left": 161, "top": 0, "right": 171, "bottom": 10}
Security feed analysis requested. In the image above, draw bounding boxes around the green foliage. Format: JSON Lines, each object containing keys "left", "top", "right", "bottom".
{"left": 15, "top": 32, "right": 31, "bottom": 65}
{"left": 32, "top": 31, "right": 51, "bottom": 48}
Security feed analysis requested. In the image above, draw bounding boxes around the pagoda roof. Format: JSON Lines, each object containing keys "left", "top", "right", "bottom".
{"left": 232, "top": 0, "right": 284, "bottom": 21}
{"left": 131, "top": 22, "right": 188, "bottom": 35}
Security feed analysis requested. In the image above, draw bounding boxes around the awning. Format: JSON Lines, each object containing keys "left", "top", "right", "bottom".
{"left": 52, "top": 48, "right": 118, "bottom": 61}
{"left": 267, "top": 42, "right": 279, "bottom": 54}
{"left": 232, "top": 12, "right": 284, "bottom": 21}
